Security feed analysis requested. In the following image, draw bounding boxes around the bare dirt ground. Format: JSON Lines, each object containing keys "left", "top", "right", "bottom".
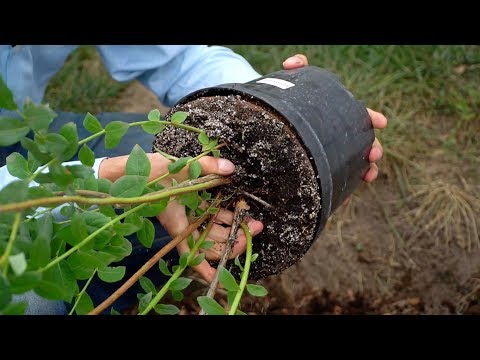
{"left": 115, "top": 82, "right": 480, "bottom": 315}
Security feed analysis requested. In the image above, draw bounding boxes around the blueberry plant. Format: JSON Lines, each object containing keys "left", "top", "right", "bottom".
{"left": 0, "top": 75, "right": 267, "bottom": 315}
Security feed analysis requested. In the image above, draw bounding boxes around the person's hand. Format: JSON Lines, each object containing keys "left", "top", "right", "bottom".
{"left": 98, "top": 153, "right": 264, "bottom": 283}
{"left": 282, "top": 54, "right": 388, "bottom": 183}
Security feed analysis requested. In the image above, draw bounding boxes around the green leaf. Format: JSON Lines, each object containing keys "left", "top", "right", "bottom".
{"left": 147, "top": 109, "right": 161, "bottom": 121}
{"left": 105, "top": 121, "right": 129, "bottom": 149}
{"left": 179, "top": 191, "right": 200, "bottom": 211}
{"left": 246, "top": 284, "right": 268, "bottom": 297}
{"left": 201, "top": 189, "right": 212, "bottom": 200}
{"left": 235, "top": 309, "right": 247, "bottom": 315}
{"left": 208, "top": 138, "right": 218, "bottom": 150}
{"left": 138, "top": 292, "right": 153, "bottom": 314}
{"left": 234, "top": 255, "right": 244, "bottom": 271}
{"left": 28, "top": 186, "right": 53, "bottom": 200}
{"left": 137, "top": 197, "right": 169, "bottom": 217}
{"left": 23, "top": 100, "right": 57, "bottom": 131}
{"left": 66, "top": 164, "right": 94, "bottom": 179}
{"left": 200, "top": 240, "right": 214, "bottom": 250}
{"left": 9, "top": 253, "right": 27, "bottom": 276}
{"left": 208, "top": 207, "right": 219, "bottom": 214}
{"left": 219, "top": 266, "right": 240, "bottom": 291}
{"left": 167, "top": 157, "right": 190, "bottom": 174}
{"left": 0, "top": 74, "right": 17, "bottom": 110}
{"left": 189, "top": 253, "right": 205, "bottom": 267}
{"left": 27, "top": 151, "right": 41, "bottom": 173}
{"left": 126, "top": 144, "right": 150, "bottom": 177}
{"left": 102, "top": 236, "right": 132, "bottom": 262}
{"left": 0, "top": 180, "right": 28, "bottom": 205}
{"left": 1, "top": 301, "right": 27, "bottom": 315}
{"left": 59, "top": 205, "right": 75, "bottom": 218}
{"left": 125, "top": 213, "right": 143, "bottom": 229}
{"left": 9, "top": 271, "right": 41, "bottom": 294}
{"left": 251, "top": 253, "right": 259, "bottom": 262}
{"left": 137, "top": 218, "right": 155, "bottom": 248}
{"left": 34, "top": 173, "right": 52, "bottom": 185}
{"left": 212, "top": 149, "right": 221, "bottom": 158}
{"left": 97, "top": 178, "right": 112, "bottom": 194}
{"left": 21, "top": 137, "right": 51, "bottom": 163}
{"left": 171, "top": 290, "right": 184, "bottom": 302}
{"left": 98, "top": 266, "right": 126, "bottom": 283}
{"left": 187, "top": 234, "right": 195, "bottom": 250}
{"left": 81, "top": 212, "right": 113, "bottom": 249}
{"left": 169, "top": 277, "right": 192, "bottom": 291}
{"left": 0, "top": 117, "right": 30, "bottom": 146}
{"left": 110, "top": 175, "right": 147, "bottom": 198}
{"left": 110, "top": 308, "right": 121, "bottom": 315}
{"left": 75, "top": 292, "right": 94, "bottom": 315}
{"left": 139, "top": 276, "right": 157, "bottom": 294}
{"left": 58, "top": 122, "right": 79, "bottom": 161}
{"left": 0, "top": 276, "right": 12, "bottom": 310}
{"left": 114, "top": 222, "right": 139, "bottom": 237}
{"left": 70, "top": 213, "right": 89, "bottom": 247}
{"left": 79, "top": 144, "right": 95, "bottom": 167}
{"left": 189, "top": 160, "right": 202, "bottom": 179}
{"left": 158, "top": 259, "right": 172, "bottom": 276}
{"left": 171, "top": 111, "right": 188, "bottom": 124}
{"left": 67, "top": 251, "right": 115, "bottom": 280}
{"left": 49, "top": 162, "right": 74, "bottom": 187}
{"left": 227, "top": 290, "right": 237, "bottom": 306}
{"left": 83, "top": 174, "right": 98, "bottom": 191}
{"left": 83, "top": 113, "right": 103, "bottom": 134}
{"left": 44, "top": 133, "right": 69, "bottom": 157}
{"left": 29, "top": 212, "right": 53, "bottom": 269}
{"left": 6, "top": 152, "right": 30, "bottom": 179}
{"left": 35, "top": 262, "right": 76, "bottom": 302}
{"left": 195, "top": 208, "right": 205, "bottom": 217}
{"left": 197, "top": 296, "right": 226, "bottom": 315}
{"left": 198, "top": 132, "right": 210, "bottom": 145}
{"left": 179, "top": 253, "right": 189, "bottom": 268}
{"left": 142, "top": 121, "right": 165, "bottom": 135}
{"left": 154, "top": 303, "right": 179, "bottom": 315}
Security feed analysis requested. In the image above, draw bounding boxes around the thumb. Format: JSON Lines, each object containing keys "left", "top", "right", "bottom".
{"left": 282, "top": 54, "right": 309, "bottom": 69}
{"left": 198, "top": 156, "right": 236, "bottom": 176}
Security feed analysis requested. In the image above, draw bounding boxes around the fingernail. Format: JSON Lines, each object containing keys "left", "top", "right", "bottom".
{"left": 218, "top": 159, "right": 235, "bottom": 174}
{"left": 284, "top": 56, "right": 303, "bottom": 66}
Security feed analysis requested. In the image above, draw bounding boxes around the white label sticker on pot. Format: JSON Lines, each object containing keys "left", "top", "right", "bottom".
{"left": 256, "top": 78, "right": 295, "bottom": 89}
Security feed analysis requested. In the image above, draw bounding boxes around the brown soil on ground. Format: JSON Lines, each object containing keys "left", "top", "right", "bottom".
{"left": 115, "top": 82, "right": 480, "bottom": 315}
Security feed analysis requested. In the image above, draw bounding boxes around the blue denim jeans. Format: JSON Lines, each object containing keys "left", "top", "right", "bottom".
{"left": 3, "top": 111, "right": 178, "bottom": 315}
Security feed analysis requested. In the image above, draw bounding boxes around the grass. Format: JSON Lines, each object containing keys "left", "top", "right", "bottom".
{"left": 44, "top": 46, "right": 130, "bottom": 114}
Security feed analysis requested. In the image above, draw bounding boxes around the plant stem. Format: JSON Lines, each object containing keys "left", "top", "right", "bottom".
{"left": 146, "top": 144, "right": 225, "bottom": 187}
{"left": 0, "top": 212, "right": 22, "bottom": 274}
{"left": 200, "top": 199, "right": 249, "bottom": 314}
{"left": 0, "top": 174, "right": 229, "bottom": 213}
{"left": 78, "top": 119, "right": 204, "bottom": 148}
{"left": 128, "top": 120, "right": 204, "bottom": 134}
{"left": 228, "top": 223, "right": 253, "bottom": 315}
{"left": 39, "top": 204, "right": 146, "bottom": 272}
{"left": 28, "top": 158, "right": 56, "bottom": 183}
{"left": 68, "top": 268, "right": 97, "bottom": 315}
{"left": 52, "top": 190, "right": 113, "bottom": 198}
{"left": 78, "top": 130, "right": 105, "bottom": 146}
{"left": 87, "top": 197, "right": 222, "bottom": 315}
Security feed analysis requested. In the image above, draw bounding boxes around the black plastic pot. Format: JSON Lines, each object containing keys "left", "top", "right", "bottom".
{"left": 175, "top": 65, "right": 374, "bottom": 239}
